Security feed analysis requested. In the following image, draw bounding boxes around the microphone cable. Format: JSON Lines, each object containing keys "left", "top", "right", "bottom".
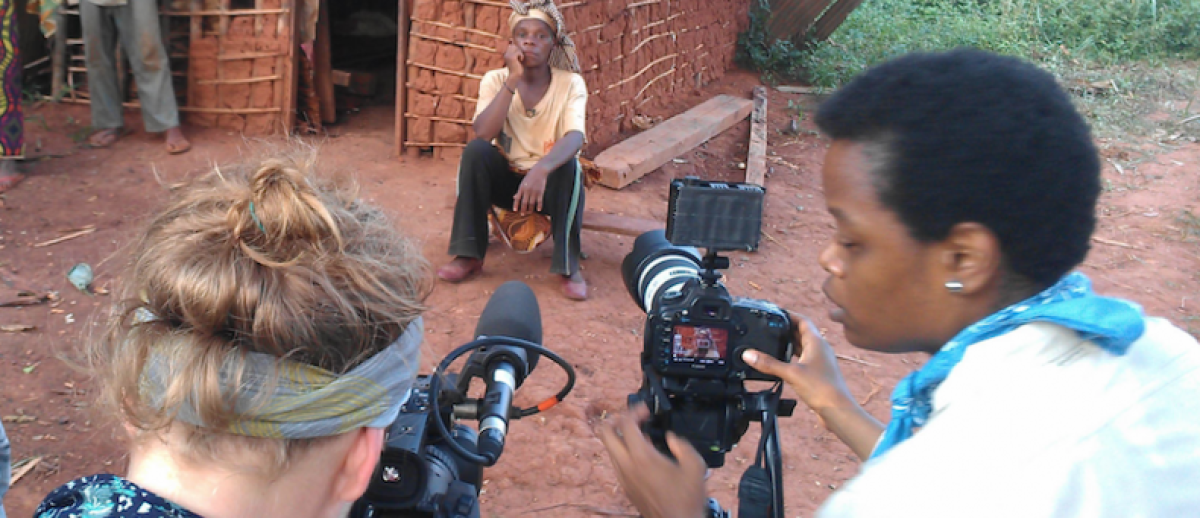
{"left": 426, "top": 335, "right": 577, "bottom": 466}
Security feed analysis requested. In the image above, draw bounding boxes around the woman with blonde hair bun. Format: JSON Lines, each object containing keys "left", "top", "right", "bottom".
{"left": 36, "top": 154, "right": 433, "bottom": 518}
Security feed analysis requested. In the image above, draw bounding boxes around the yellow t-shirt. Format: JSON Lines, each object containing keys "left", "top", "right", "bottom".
{"left": 474, "top": 68, "right": 587, "bottom": 171}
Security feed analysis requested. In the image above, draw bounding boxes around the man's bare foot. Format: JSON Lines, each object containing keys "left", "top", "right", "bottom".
{"left": 437, "top": 257, "right": 483, "bottom": 283}
{"left": 165, "top": 126, "right": 191, "bottom": 155}
{"left": 0, "top": 160, "right": 23, "bottom": 194}
{"left": 562, "top": 270, "right": 588, "bottom": 301}
{"left": 87, "top": 128, "right": 124, "bottom": 148}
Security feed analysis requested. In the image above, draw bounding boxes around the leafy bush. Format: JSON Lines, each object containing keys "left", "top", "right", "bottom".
{"left": 736, "top": 0, "right": 806, "bottom": 83}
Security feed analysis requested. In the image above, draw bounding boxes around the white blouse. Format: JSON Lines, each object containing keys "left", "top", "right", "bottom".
{"left": 819, "top": 318, "right": 1200, "bottom": 518}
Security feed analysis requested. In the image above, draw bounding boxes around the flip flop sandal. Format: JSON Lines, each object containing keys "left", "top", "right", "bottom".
{"left": 166, "top": 139, "right": 192, "bottom": 155}
{"left": 86, "top": 128, "right": 127, "bottom": 149}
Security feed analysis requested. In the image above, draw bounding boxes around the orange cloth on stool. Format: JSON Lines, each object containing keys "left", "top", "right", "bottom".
{"left": 486, "top": 157, "right": 601, "bottom": 253}
{"left": 489, "top": 207, "right": 552, "bottom": 253}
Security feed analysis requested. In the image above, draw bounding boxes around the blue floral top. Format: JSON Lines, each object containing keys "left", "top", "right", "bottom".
{"left": 35, "top": 474, "right": 202, "bottom": 518}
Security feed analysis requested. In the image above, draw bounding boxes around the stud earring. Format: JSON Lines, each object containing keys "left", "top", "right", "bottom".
{"left": 945, "top": 280, "right": 964, "bottom": 293}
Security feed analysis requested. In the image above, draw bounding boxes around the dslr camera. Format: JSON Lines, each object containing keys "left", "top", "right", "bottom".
{"left": 622, "top": 178, "right": 796, "bottom": 517}
{"left": 353, "top": 375, "right": 483, "bottom": 518}
{"left": 352, "top": 282, "right": 575, "bottom": 518}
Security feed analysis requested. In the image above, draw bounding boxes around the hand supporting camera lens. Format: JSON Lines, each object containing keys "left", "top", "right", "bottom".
{"left": 601, "top": 314, "right": 889, "bottom": 518}
{"left": 741, "top": 314, "right": 884, "bottom": 461}
{"left": 598, "top": 404, "right": 710, "bottom": 518}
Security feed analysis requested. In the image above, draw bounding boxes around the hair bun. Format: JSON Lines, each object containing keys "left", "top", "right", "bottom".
{"left": 250, "top": 159, "right": 306, "bottom": 200}
{"left": 240, "top": 157, "right": 344, "bottom": 264}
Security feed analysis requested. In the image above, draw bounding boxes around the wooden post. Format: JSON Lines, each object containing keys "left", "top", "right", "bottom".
{"left": 51, "top": 9, "right": 66, "bottom": 101}
{"left": 314, "top": 0, "right": 335, "bottom": 124}
{"left": 746, "top": 86, "right": 768, "bottom": 187}
{"left": 217, "top": 0, "right": 229, "bottom": 122}
{"left": 279, "top": 0, "right": 300, "bottom": 133}
{"left": 189, "top": 0, "right": 202, "bottom": 111}
{"left": 219, "top": 0, "right": 231, "bottom": 35}
{"left": 394, "top": 0, "right": 411, "bottom": 157}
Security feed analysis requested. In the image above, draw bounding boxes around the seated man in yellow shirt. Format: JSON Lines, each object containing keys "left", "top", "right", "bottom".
{"left": 437, "top": 0, "right": 589, "bottom": 301}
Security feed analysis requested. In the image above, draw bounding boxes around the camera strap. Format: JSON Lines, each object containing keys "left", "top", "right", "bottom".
{"left": 738, "top": 465, "right": 773, "bottom": 518}
{"left": 739, "top": 385, "right": 786, "bottom": 518}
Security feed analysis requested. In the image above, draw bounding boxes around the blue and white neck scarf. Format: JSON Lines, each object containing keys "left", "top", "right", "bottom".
{"left": 870, "top": 272, "right": 1145, "bottom": 460}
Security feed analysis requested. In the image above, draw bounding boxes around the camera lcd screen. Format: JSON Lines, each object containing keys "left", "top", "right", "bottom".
{"left": 666, "top": 179, "right": 764, "bottom": 251}
{"left": 671, "top": 325, "right": 729, "bottom": 365}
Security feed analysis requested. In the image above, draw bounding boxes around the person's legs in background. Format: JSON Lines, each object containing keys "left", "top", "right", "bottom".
{"left": 80, "top": 0, "right": 125, "bottom": 148}
{"left": 81, "top": 0, "right": 190, "bottom": 153}
{"left": 113, "top": 0, "right": 189, "bottom": 153}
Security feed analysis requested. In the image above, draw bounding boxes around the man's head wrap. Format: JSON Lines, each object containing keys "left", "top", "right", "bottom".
{"left": 508, "top": 0, "right": 581, "bottom": 73}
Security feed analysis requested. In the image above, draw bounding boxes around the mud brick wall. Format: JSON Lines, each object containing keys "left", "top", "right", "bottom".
{"left": 405, "top": 0, "right": 750, "bottom": 154}
{"left": 185, "top": 0, "right": 295, "bottom": 134}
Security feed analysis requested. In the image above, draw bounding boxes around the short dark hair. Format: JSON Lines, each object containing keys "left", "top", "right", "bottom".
{"left": 815, "top": 49, "right": 1100, "bottom": 287}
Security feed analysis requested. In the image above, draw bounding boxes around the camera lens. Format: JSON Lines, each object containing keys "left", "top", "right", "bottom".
{"left": 621, "top": 230, "right": 702, "bottom": 312}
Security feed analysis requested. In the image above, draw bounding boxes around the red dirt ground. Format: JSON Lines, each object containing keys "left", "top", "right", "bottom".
{"left": 2, "top": 71, "right": 1198, "bottom": 517}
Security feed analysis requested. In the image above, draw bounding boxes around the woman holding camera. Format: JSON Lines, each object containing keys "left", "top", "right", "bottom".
{"left": 601, "top": 49, "right": 1200, "bottom": 517}
{"left": 35, "top": 154, "right": 432, "bottom": 518}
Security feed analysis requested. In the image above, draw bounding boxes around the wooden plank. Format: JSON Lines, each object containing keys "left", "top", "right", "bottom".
{"left": 406, "top": 61, "right": 483, "bottom": 80}
{"left": 395, "top": 0, "right": 412, "bottom": 157}
{"left": 409, "top": 31, "right": 496, "bottom": 52}
{"left": 593, "top": 94, "right": 754, "bottom": 189}
{"left": 162, "top": 8, "right": 290, "bottom": 15}
{"left": 582, "top": 211, "right": 663, "bottom": 237}
{"left": 746, "top": 86, "right": 768, "bottom": 187}
{"left": 197, "top": 75, "right": 281, "bottom": 85}
{"left": 314, "top": 0, "right": 335, "bottom": 124}
{"left": 404, "top": 141, "right": 465, "bottom": 147}
{"left": 217, "top": 52, "right": 288, "bottom": 61}
{"left": 776, "top": 85, "right": 819, "bottom": 94}
{"left": 10, "top": 456, "right": 42, "bottom": 486}
{"left": 179, "top": 106, "right": 282, "bottom": 114}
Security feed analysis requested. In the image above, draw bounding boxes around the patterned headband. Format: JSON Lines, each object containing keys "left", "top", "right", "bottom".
{"left": 141, "top": 318, "right": 423, "bottom": 439}
{"left": 509, "top": 0, "right": 581, "bottom": 73}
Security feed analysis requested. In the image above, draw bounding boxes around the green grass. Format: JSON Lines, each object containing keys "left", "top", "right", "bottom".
{"left": 738, "top": 0, "right": 1200, "bottom": 137}
{"left": 797, "top": 0, "right": 1200, "bottom": 84}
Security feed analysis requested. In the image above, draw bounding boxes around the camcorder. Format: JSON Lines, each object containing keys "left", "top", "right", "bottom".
{"left": 621, "top": 177, "right": 797, "bottom": 518}
{"left": 351, "top": 282, "right": 576, "bottom": 518}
